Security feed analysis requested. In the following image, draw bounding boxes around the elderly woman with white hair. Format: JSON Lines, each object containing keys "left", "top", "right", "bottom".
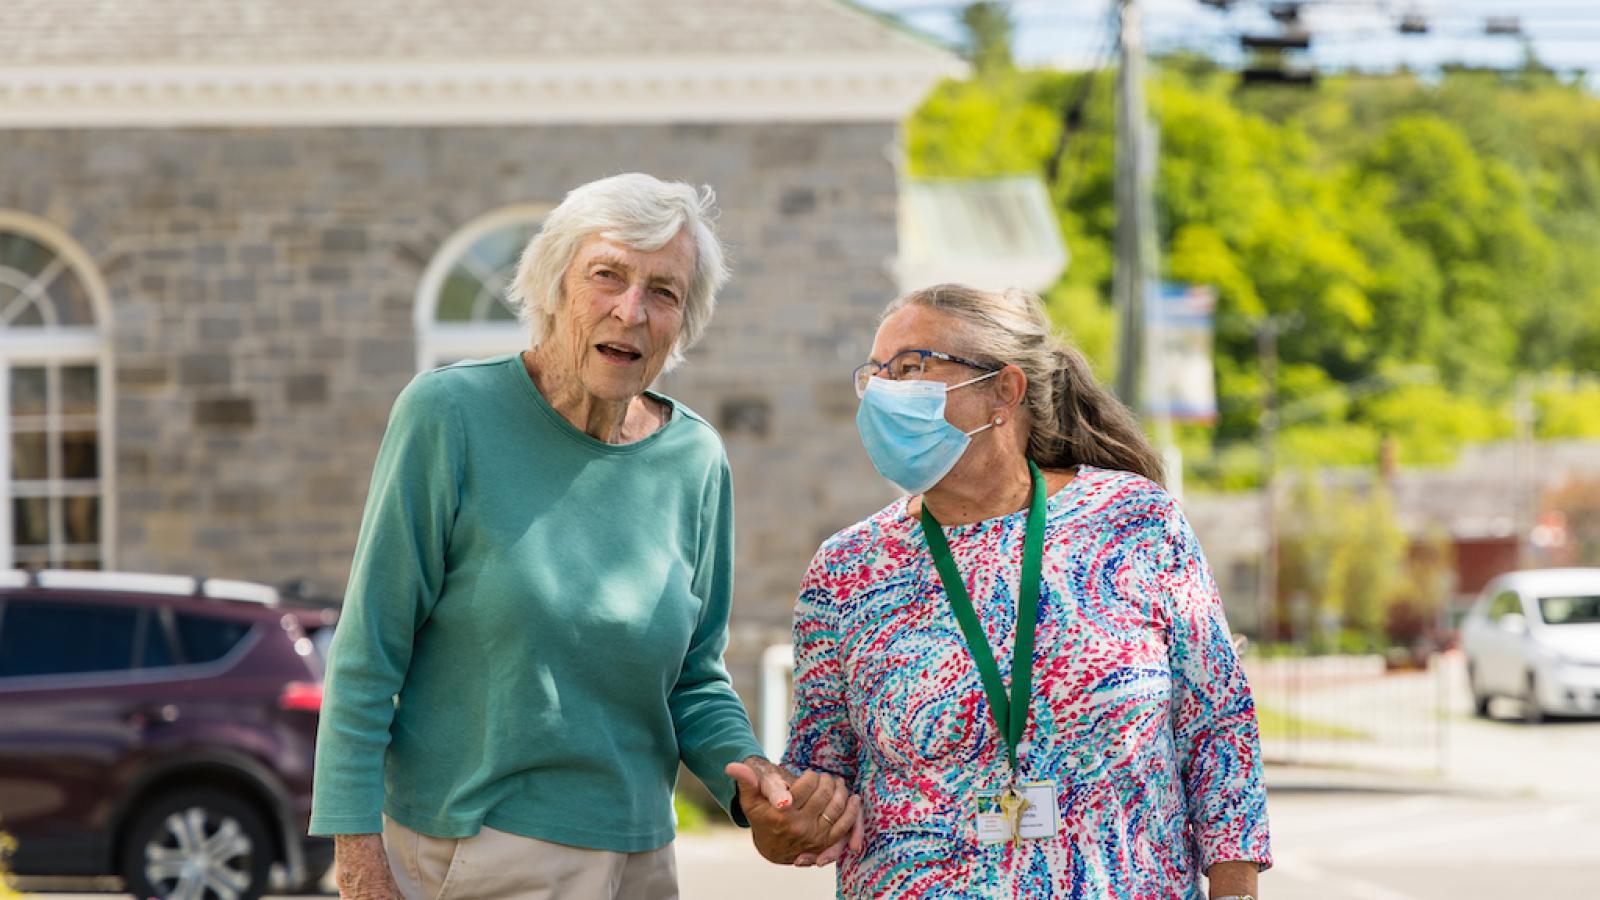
{"left": 311, "top": 173, "right": 858, "bottom": 900}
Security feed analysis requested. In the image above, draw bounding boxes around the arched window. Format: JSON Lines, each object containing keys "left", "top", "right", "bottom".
{"left": 0, "top": 211, "right": 114, "bottom": 571}
{"left": 414, "top": 205, "right": 550, "bottom": 371}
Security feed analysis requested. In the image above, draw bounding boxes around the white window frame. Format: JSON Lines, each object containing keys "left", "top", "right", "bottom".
{"left": 413, "top": 204, "right": 552, "bottom": 372}
{"left": 0, "top": 210, "right": 115, "bottom": 571}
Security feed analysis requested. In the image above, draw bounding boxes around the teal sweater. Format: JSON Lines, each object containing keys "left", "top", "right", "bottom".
{"left": 309, "top": 354, "right": 764, "bottom": 851}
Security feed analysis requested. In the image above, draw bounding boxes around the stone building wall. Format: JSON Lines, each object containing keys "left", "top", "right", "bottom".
{"left": 0, "top": 122, "right": 904, "bottom": 688}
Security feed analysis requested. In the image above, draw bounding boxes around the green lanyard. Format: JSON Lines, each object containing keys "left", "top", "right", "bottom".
{"left": 919, "top": 458, "right": 1047, "bottom": 781}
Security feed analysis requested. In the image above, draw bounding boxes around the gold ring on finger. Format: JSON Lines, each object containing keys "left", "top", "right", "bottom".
{"left": 820, "top": 812, "right": 836, "bottom": 824}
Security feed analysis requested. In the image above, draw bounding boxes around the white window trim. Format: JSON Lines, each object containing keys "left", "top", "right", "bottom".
{"left": 0, "top": 210, "right": 116, "bottom": 571}
{"left": 413, "top": 204, "right": 552, "bottom": 372}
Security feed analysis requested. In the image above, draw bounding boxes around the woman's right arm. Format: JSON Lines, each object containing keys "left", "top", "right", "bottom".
{"left": 334, "top": 834, "right": 400, "bottom": 899}
{"left": 782, "top": 548, "right": 862, "bottom": 787}
{"left": 777, "top": 548, "right": 866, "bottom": 867}
{"left": 1154, "top": 499, "right": 1272, "bottom": 875}
{"left": 310, "top": 375, "right": 464, "bottom": 889}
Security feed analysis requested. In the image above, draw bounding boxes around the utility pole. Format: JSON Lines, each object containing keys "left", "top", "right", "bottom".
{"left": 1114, "top": 0, "right": 1177, "bottom": 494}
{"left": 1513, "top": 375, "right": 1535, "bottom": 567}
{"left": 1113, "top": 0, "right": 1154, "bottom": 411}
{"left": 1258, "top": 319, "right": 1279, "bottom": 643}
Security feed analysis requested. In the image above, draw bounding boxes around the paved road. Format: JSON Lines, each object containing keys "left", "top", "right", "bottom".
{"left": 1266, "top": 788, "right": 1600, "bottom": 900}
{"left": 23, "top": 787, "right": 1600, "bottom": 900}
{"left": 606, "top": 789, "right": 1600, "bottom": 900}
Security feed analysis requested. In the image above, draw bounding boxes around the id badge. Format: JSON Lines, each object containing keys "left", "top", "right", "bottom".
{"left": 973, "top": 789, "right": 1010, "bottom": 844}
{"left": 1016, "top": 780, "right": 1060, "bottom": 839}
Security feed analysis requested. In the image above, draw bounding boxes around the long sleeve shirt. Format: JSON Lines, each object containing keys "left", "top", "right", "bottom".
{"left": 310, "top": 353, "right": 763, "bottom": 852}
{"left": 784, "top": 465, "right": 1272, "bottom": 898}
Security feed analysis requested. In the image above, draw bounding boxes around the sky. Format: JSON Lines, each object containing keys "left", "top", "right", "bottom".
{"left": 857, "top": 0, "right": 1600, "bottom": 81}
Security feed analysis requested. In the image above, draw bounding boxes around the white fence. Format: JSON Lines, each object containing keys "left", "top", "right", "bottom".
{"left": 1243, "top": 653, "right": 1452, "bottom": 775}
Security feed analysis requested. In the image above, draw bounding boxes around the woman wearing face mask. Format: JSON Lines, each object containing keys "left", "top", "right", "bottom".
{"left": 782, "top": 284, "right": 1272, "bottom": 898}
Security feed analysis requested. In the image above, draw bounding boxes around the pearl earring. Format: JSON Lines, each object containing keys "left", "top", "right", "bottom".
{"left": 994, "top": 416, "right": 1004, "bottom": 425}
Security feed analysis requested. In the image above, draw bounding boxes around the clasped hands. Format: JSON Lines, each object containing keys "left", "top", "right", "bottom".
{"left": 725, "top": 756, "right": 863, "bottom": 867}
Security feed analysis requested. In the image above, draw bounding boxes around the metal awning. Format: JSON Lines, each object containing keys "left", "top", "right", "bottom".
{"left": 896, "top": 176, "right": 1068, "bottom": 294}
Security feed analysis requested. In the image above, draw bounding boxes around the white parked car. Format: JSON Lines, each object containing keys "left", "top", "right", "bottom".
{"left": 1462, "top": 568, "right": 1600, "bottom": 722}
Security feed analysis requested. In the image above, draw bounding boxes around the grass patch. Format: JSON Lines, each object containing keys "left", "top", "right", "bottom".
{"left": 674, "top": 791, "right": 710, "bottom": 833}
{"left": 1256, "top": 705, "right": 1371, "bottom": 741}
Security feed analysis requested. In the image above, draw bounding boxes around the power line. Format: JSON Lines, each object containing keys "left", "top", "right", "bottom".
{"left": 858, "top": 2, "right": 1600, "bottom": 80}
{"left": 1047, "top": 4, "right": 1121, "bottom": 186}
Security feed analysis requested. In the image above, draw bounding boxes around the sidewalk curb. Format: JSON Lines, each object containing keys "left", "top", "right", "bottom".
{"left": 1262, "top": 764, "right": 1520, "bottom": 800}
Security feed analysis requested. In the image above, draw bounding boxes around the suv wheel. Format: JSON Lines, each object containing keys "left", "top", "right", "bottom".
{"left": 1523, "top": 672, "right": 1546, "bottom": 725}
{"left": 120, "top": 788, "right": 274, "bottom": 900}
{"left": 1466, "top": 662, "right": 1491, "bottom": 718}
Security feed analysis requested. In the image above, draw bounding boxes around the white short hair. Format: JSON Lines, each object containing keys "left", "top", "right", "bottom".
{"left": 507, "top": 173, "right": 730, "bottom": 371}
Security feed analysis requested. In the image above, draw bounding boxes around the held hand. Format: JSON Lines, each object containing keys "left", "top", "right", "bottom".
{"left": 794, "top": 798, "right": 864, "bottom": 868}
{"left": 734, "top": 755, "right": 794, "bottom": 810}
{"left": 725, "top": 757, "right": 862, "bottom": 866}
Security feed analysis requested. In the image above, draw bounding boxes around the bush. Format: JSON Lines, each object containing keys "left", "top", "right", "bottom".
{"left": 673, "top": 791, "right": 709, "bottom": 834}
{"left": 1274, "top": 476, "right": 1453, "bottom": 651}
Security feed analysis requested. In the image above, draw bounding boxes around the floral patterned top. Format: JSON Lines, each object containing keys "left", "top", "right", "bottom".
{"left": 783, "top": 466, "right": 1272, "bottom": 899}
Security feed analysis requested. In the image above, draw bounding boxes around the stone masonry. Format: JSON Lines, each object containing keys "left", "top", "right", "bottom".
{"left": 0, "top": 122, "right": 905, "bottom": 693}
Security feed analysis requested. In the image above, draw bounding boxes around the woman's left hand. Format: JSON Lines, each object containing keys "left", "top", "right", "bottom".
{"left": 725, "top": 757, "right": 863, "bottom": 866}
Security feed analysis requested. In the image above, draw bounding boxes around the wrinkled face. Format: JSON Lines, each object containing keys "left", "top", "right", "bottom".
{"left": 549, "top": 230, "right": 694, "bottom": 403}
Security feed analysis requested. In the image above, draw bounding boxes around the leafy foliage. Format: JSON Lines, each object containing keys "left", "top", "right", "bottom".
{"left": 906, "top": 61, "right": 1600, "bottom": 486}
{"left": 957, "top": 1, "right": 1014, "bottom": 78}
{"left": 673, "top": 790, "right": 709, "bottom": 833}
{"left": 1274, "top": 478, "right": 1453, "bottom": 649}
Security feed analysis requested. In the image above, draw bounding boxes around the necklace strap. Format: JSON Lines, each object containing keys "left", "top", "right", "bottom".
{"left": 919, "top": 459, "right": 1047, "bottom": 776}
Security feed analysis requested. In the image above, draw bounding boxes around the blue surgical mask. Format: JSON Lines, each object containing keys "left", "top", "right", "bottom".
{"left": 855, "top": 371, "right": 1001, "bottom": 494}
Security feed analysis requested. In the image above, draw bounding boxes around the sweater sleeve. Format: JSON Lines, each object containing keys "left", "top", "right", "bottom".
{"left": 781, "top": 546, "right": 861, "bottom": 783}
{"left": 670, "top": 458, "right": 766, "bottom": 824}
{"left": 310, "top": 374, "right": 463, "bottom": 836}
{"left": 1157, "top": 499, "right": 1273, "bottom": 871}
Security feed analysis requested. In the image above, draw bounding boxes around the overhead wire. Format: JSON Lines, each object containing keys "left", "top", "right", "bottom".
{"left": 1048, "top": 2, "right": 1123, "bottom": 188}
{"left": 1179, "top": 0, "right": 1600, "bottom": 80}
{"left": 863, "top": 2, "right": 1600, "bottom": 80}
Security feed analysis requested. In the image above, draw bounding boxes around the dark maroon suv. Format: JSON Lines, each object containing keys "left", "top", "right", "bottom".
{"left": 0, "top": 570, "right": 336, "bottom": 899}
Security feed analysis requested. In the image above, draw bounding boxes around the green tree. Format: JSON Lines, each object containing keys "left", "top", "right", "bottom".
{"left": 1328, "top": 486, "right": 1407, "bottom": 640}
{"left": 1536, "top": 382, "right": 1600, "bottom": 438}
{"left": 1276, "top": 477, "right": 1417, "bottom": 649}
{"left": 958, "top": 2, "right": 1014, "bottom": 76}
{"left": 905, "top": 63, "right": 1600, "bottom": 488}
{"left": 907, "top": 76, "right": 1058, "bottom": 178}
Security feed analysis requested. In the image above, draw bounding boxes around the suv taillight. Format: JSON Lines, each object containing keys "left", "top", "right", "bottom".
{"left": 279, "top": 681, "right": 323, "bottom": 712}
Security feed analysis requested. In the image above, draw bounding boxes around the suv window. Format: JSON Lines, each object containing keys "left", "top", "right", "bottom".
{"left": 1537, "top": 594, "right": 1600, "bottom": 626}
{"left": 174, "top": 613, "right": 252, "bottom": 664}
{"left": 0, "top": 600, "right": 138, "bottom": 678}
{"left": 139, "top": 612, "right": 178, "bottom": 668}
{"left": 1487, "top": 590, "right": 1522, "bottom": 621}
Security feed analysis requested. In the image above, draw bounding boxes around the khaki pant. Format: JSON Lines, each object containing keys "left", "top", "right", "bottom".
{"left": 382, "top": 816, "right": 678, "bottom": 900}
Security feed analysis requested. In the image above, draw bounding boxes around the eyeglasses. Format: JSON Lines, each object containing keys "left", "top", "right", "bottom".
{"left": 852, "top": 348, "right": 1001, "bottom": 398}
